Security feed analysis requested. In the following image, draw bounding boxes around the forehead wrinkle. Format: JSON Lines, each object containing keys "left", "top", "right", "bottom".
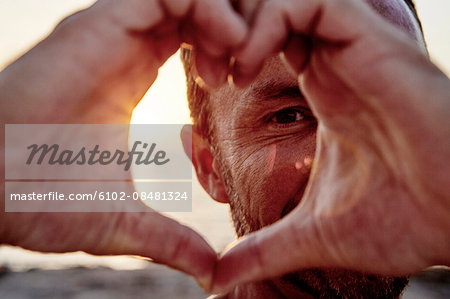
{"left": 249, "top": 79, "right": 305, "bottom": 103}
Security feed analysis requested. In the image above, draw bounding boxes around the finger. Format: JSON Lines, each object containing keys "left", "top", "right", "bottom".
{"left": 192, "top": 0, "right": 248, "bottom": 48}
{"left": 233, "top": 0, "right": 264, "bottom": 23}
{"left": 104, "top": 212, "right": 217, "bottom": 289}
{"left": 106, "top": 0, "right": 193, "bottom": 30}
{"left": 8, "top": 211, "right": 217, "bottom": 291}
{"left": 231, "top": 59, "right": 264, "bottom": 87}
{"left": 212, "top": 209, "right": 329, "bottom": 294}
{"left": 162, "top": 0, "right": 193, "bottom": 18}
{"left": 195, "top": 50, "right": 230, "bottom": 88}
{"left": 232, "top": 0, "right": 289, "bottom": 86}
{"left": 281, "top": 34, "right": 312, "bottom": 75}
{"left": 298, "top": 52, "right": 364, "bottom": 130}
{"left": 233, "top": 0, "right": 376, "bottom": 87}
{"left": 179, "top": 21, "right": 196, "bottom": 46}
{"left": 195, "top": 33, "right": 229, "bottom": 58}
{"left": 104, "top": 0, "right": 165, "bottom": 30}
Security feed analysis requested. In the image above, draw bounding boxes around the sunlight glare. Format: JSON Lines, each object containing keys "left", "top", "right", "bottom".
{"left": 131, "top": 51, "right": 192, "bottom": 125}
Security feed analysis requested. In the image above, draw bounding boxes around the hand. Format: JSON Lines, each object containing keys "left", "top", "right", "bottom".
{"left": 0, "top": 0, "right": 247, "bottom": 124}
{"left": 213, "top": 0, "right": 450, "bottom": 292}
{"left": 0, "top": 0, "right": 248, "bottom": 289}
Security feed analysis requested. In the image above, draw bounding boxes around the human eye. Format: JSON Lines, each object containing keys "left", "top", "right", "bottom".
{"left": 271, "top": 108, "right": 303, "bottom": 124}
{"left": 270, "top": 107, "right": 312, "bottom": 126}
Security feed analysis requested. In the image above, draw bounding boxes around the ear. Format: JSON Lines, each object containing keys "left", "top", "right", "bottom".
{"left": 181, "top": 124, "right": 229, "bottom": 204}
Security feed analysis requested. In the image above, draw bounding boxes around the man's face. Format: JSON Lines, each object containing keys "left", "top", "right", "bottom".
{"left": 209, "top": 57, "right": 316, "bottom": 237}
{"left": 206, "top": 57, "right": 407, "bottom": 297}
{"left": 202, "top": 0, "right": 425, "bottom": 238}
{"left": 190, "top": 0, "right": 424, "bottom": 239}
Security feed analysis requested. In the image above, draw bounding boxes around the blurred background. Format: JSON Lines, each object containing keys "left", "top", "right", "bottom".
{"left": 1, "top": 0, "right": 449, "bottom": 298}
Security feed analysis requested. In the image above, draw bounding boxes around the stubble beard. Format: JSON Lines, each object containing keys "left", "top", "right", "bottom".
{"left": 212, "top": 143, "right": 258, "bottom": 237}
{"left": 213, "top": 143, "right": 408, "bottom": 298}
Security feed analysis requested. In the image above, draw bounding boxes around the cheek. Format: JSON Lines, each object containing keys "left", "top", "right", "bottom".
{"left": 230, "top": 132, "right": 316, "bottom": 227}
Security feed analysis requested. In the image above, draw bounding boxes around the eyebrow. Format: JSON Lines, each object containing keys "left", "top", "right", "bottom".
{"left": 250, "top": 80, "right": 305, "bottom": 102}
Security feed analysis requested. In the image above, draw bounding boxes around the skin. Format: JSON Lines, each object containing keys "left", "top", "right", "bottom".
{"left": 0, "top": 0, "right": 248, "bottom": 289}
{"left": 0, "top": 0, "right": 449, "bottom": 297}
{"left": 203, "top": 0, "right": 450, "bottom": 294}
{"left": 185, "top": 0, "right": 449, "bottom": 296}
{"left": 188, "top": 55, "right": 408, "bottom": 298}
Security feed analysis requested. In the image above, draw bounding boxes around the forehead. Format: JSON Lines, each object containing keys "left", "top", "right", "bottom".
{"left": 242, "top": 56, "right": 299, "bottom": 99}
{"left": 210, "top": 55, "right": 297, "bottom": 119}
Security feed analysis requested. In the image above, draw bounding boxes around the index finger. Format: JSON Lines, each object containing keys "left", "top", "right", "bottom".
{"left": 105, "top": 211, "right": 218, "bottom": 289}
{"left": 2, "top": 210, "right": 218, "bottom": 290}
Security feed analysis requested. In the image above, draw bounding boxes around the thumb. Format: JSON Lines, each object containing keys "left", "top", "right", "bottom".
{"left": 211, "top": 208, "right": 329, "bottom": 294}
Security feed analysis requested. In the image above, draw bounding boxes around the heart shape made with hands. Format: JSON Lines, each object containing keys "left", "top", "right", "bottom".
{"left": 2, "top": 0, "right": 448, "bottom": 296}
